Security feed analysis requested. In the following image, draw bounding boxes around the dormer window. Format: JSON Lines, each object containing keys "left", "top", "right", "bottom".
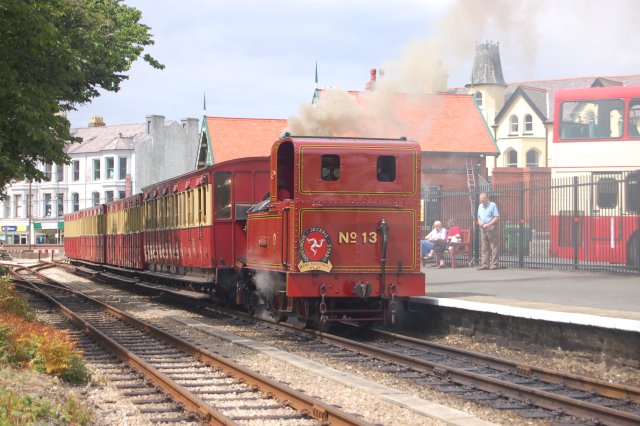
{"left": 509, "top": 115, "right": 519, "bottom": 135}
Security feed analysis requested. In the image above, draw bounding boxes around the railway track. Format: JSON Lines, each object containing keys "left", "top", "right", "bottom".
{"left": 8, "top": 265, "right": 369, "bottom": 426}
{"left": 293, "top": 326, "right": 640, "bottom": 425}
{"left": 33, "top": 261, "right": 640, "bottom": 425}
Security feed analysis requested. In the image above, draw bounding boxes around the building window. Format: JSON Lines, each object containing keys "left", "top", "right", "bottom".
{"left": 105, "top": 191, "right": 114, "bottom": 203}
{"left": 473, "top": 91, "right": 483, "bottom": 108}
{"left": 524, "top": 114, "right": 533, "bottom": 134}
{"left": 92, "top": 192, "right": 100, "bottom": 206}
{"left": 93, "top": 159, "right": 101, "bottom": 180}
{"left": 377, "top": 156, "right": 396, "bottom": 182}
{"left": 119, "top": 157, "right": 127, "bottom": 179}
{"left": 56, "top": 193, "right": 64, "bottom": 217}
{"left": 44, "top": 163, "right": 52, "bottom": 181}
{"left": 526, "top": 149, "right": 539, "bottom": 167}
{"left": 56, "top": 164, "right": 64, "bottom": 182}
{"left": 321, "top": 155, "right": 341, "bottom": 181}
{"left": 72, "top": 160, "right": 80, "bottom": 181}
{"left": 43, "top": 193, "right": 52, "bottom": 217}
{"left": 509, "top": 115, "right": 519, "bottom": 135}
{"left": 106, "top": 157, "right": 115, "bottom": 179}
{"left": 505, "top": 149, "right": 518, "bottom": 167}
{"left": 72, "top": 193, "right": 79, "bottom": 212}
{"left": 14, "top": 194, "right": 21, "bottom": 218}
{"left": 118, "top": 191, "right": 126, "bottom": 200}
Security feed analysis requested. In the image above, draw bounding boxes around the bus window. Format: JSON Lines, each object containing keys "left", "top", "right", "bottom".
{"left": 377, "top": 156, "right": 396, "bottom": 182}
{"left": 214, "top": 172, "right": 232, "bottom": 219}
{"left": 596, "top": 177, "right": 618, "bottom": 209}
{"left": 559, "top": 99, "right": 624, "bottom": 139}
{"left": 321, "top": 155, "right": 340, "bottom": 181}
{"left": 626, "top": 172, "right": 640, "bottom": 213}
{"left": 628, "top": 99, "right": 640, "bottom": 138}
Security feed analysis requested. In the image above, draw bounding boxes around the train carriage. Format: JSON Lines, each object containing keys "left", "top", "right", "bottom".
{"left": 141, "top": 157, "right": 270, "bottom": 294}
{"left": 105, "top": 194, "right": 144, "bottom": 269}
{"left": 64, "top": 204, "right": 106, "bottom": 264}
{"left": 244, "top": 136, "right": 425, "bottom": 326}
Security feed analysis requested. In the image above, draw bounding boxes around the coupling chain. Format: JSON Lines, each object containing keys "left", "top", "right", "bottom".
{"left": 319, "top": 284, "right": 328, "bottom": 323}
{"left": 389, "top": 283, "right": 398, "bottom": 325}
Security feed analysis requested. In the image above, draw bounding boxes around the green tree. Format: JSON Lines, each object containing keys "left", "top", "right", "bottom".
{"left": 0, "top": 0, "right": 163, "bottom": 196}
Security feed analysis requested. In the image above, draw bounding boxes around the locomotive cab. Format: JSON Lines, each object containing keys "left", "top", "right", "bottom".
{"left": 246, "top": 136, "right": 425, "bottom": 328}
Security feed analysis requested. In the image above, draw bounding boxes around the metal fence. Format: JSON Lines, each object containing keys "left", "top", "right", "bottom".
{"left": 423, "top": 172, "right": 640, "bottom": 274}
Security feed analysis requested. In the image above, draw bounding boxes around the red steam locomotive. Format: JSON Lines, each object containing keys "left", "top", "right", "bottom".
{"left": 64, "top": 136, "right": 425, "bottom": 327}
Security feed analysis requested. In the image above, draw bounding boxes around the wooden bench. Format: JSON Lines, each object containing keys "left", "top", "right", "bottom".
{"left": 445, "top": 228, "right": 473, "bottom": 268}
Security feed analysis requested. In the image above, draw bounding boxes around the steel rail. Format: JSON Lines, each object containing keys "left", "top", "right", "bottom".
{"left": 306, "top": 327, "right": 640, "bottom": 426}
{"left": 10, "top": 268, "right": 369, "bottom": 426}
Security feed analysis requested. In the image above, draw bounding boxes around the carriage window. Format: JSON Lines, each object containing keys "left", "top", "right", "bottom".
{"left": 596, "top": 177, "right": 618, "bottom": 209}
{"left": 559, "top": 99, "right": 624, "bottom": 139}
{"left": 377, "top": 156, "right": 396, "bottom": 182}
{"left": 321, "top": 155, "right": 340, "bottom": 181}
{"left": 626, "top": 172, "right": 640, "bottom": 212}
{"left": 214, "top": 172, "right": 232, "bottom": 219}
{"left": 628, "top": 99, "right": 640, "bottom": 137}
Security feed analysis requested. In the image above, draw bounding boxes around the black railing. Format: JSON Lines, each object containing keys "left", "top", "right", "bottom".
{"left": 424, "top": 172, "right": 640, "bottom": 274}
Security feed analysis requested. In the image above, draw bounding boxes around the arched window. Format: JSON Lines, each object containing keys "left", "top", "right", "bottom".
{"left": 473, "top": 91, "right": 483, "bottom": 108}
{"left": 505, "top": 149, "right": 518, "bottom": 167}
{"left": 524, "top": 114, "right": 533, "bottom": 134}
{"left": 526, "top": 149, "right": 539, "bottom": 167}
{"left": 509, "top": 115, "right": 519, "bottom": 134}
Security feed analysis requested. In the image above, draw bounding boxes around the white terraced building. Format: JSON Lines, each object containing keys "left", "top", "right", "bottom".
{"left": 0, "top": 115, "right": 199, "bottom": 245}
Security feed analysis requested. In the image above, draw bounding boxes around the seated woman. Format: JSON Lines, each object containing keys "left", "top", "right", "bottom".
{"left": 421, "top": 220, "right": 447, "bottom": 267}
{"left": 447, "top": 218, "right": 462, "bottom": 245}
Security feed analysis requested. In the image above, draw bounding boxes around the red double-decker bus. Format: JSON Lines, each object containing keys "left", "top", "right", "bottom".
{"left": 549, "top": 86, "right": 640, "bottom": 267}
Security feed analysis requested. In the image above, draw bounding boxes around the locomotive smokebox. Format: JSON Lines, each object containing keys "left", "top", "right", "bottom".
{"left": 353, "top": 282, "right": 372, "bottom": 299}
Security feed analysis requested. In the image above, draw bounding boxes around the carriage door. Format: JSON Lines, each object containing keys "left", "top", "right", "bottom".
{"left": 591, "top": 173, "right": 623, "bottom": 263}
{"left": 276, "top": 142, "right": 294, "bottom": 266}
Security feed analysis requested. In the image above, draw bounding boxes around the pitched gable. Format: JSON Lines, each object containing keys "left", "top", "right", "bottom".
{"left": 196, "top": 117, "right": 288, "bottom": 167}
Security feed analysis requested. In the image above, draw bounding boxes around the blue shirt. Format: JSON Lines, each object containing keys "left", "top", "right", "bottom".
{"left": 478, "top": 201, "right": 499, "bottom": 225}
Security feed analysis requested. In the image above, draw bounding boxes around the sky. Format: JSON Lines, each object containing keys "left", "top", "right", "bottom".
{"left": 67, "top": 0, "right": 640, "bottom": 129}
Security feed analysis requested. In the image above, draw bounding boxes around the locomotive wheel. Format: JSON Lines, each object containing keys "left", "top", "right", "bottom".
{"left": 295, "top": 299, "right": 316, "bottom": 329}
{"left": 269, "top": 292, "right": 288, "bottom": 323}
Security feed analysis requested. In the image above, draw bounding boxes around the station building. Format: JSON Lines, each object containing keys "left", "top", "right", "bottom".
{"left": 0, "top": 115, "right": 199, "bottom": 245}
{"left": 458, "top": 41, "right": 640, "bottom": 180}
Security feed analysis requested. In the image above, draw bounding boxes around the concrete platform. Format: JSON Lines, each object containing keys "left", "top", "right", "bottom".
{"left": 416, "top": 265, "right": 640, "bottom": 326}
{"left": 404, "top": 265, "right": 640, "bottom": 362}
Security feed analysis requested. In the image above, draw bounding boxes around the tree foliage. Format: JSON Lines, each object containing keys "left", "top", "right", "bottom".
{"left": 0, "top": 0, "right": 163, "bottom": 195}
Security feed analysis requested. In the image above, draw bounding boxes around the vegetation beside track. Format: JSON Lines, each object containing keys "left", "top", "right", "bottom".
{"left": 0, "top": 267, "right": 92, "bottom": 424}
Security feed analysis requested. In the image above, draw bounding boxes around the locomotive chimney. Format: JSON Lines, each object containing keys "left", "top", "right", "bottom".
{"left": 365, "top": 68, "right": 377, "bottom": 91}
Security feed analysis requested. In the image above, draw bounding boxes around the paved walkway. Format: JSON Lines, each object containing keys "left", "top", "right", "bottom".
{"left": 416, "top": 265, "right": 640, "bottom": 330}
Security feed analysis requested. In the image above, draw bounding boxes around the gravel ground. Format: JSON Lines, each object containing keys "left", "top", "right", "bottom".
{"left": 34, "top": 267, "right": 640, "bottom": 425}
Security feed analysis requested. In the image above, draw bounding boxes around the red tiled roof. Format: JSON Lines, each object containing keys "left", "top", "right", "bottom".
{"left": 316, "top": 90, "right": 497, "bottom": 155}
{"left": 205, "top": 117, "right": 288, "bottom": 162}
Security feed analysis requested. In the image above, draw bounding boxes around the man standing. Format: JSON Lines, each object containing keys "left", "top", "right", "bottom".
{"left": 477, "top": 192, "right": 500, "bottom": 270}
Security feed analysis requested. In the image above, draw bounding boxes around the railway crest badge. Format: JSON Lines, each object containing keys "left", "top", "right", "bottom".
{"left": 299, "top": 227, "right": 333, "bottom": 272}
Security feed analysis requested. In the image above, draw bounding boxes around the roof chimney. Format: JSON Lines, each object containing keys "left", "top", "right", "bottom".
{"left": 365, "top": 68, "right": 377, "bottom": 91}
{"left": 89, "top": 115, "right": 105, "bottom": 127}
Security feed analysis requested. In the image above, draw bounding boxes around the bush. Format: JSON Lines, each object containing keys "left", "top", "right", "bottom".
{"left": 0, "top": 383, "right": 92, "bottom": 425}
{"left": 0, "top": 277, "right": 35, "bottom": 321}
